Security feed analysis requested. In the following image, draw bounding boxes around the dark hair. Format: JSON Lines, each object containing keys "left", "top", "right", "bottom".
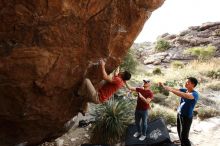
{"left": 121, "top": 71, "right": 131, "bottom": 81}
{"left": 187, "top": 77, "right": 198, "bottom": 87}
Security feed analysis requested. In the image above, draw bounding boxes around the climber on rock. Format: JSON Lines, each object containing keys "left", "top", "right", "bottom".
{"left": 77, "top": 59, "right": 131, "bottom": 116}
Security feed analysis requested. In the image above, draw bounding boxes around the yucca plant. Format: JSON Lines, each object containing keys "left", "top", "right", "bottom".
{"left": 91, "top": 98, "right": 135, "bottom": 144}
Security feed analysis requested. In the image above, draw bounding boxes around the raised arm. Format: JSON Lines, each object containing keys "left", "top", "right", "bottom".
{"left": 158, "top": 82, "right": 179, "bottom": 92}
{"left": 100, "top": 59, "right": 113, "bottom": 82}
{"left": 114, "top": 67, "right": 120, "bottom": 76}
{"left": 159, "top": 82, "right": 194, "bottom": 99}
{"left": 125, "top": 82, "right": 136, "bottom": 92}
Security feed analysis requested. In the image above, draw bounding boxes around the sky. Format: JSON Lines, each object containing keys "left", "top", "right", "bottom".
{"left": 134, "top": 0, "right": 220, "bottom": 43}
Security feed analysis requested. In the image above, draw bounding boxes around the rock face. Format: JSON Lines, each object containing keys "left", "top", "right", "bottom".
{"left": 132, "top": 22, "right": 220, "bottom": 66}
{"left": 0, "top": 0, "right": 164, "bottom": 145}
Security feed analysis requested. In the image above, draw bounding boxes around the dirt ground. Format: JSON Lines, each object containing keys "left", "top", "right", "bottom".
{"left": 169, "top": 116, "right": 220, "bottom": 146}
{"left": 190, "top": 116, "right": 220, "bottom": 146}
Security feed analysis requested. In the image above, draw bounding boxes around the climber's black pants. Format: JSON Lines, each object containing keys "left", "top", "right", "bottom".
{"left": 177, "top": 114, "right": 193, "bottom": 146}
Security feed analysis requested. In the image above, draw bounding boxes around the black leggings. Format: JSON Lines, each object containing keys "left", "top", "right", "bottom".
{"left": 177, "top": 114, "right": 193, "bottom": 146}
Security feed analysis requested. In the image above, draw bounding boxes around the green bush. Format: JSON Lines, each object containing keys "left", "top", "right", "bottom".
{"left": 120, "top": 49, "right": 138, "bottom": 74}
{"left": 155, "top": 39, "right": 171, "bottom": 52}
{"left": 150, "top": 83, "right": 161, "bottom": 94}
{"left": 164, "top": 80, "right": 181, "bottom": 87}
{"left": 185, "top": 45, "right": 216, "bottom": 60}
{"left": 171, "top": 61, "right": 185, "bottom": 69}
{"left": 152, "top": 68, "right": 162, "bottom": 75}
{"left": 91, "top": 98, "right": 134, "bottom": 144}
{"left": 206, "top": 69, "right": 220, "bottom": 79}
{"left": 149, "top": 104, "right": 176, "bottom": 126}
{"left": 198, "top": 107, "right": 220, "bottom": 120}
{"left": 150, "top": 80, "right": 179, "bottom": 96}
{"left": 151, "top": 83, "right": 169, "bottom": 96}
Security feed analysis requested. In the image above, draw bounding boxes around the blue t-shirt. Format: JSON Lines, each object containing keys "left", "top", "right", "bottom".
{"left": 177, "top": 88, "right": 199, "bottom": 118}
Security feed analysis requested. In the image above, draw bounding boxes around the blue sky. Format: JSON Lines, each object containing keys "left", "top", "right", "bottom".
{"left": 134, "top": 0, "right": 220, "bottom": 43}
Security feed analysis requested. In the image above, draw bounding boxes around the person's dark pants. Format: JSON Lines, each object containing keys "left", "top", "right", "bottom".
{"left": 135, "top": 110, "right": 148, "bottom": 136}
{"left": 177, "top": 113, "right": 193, "bottom": 146}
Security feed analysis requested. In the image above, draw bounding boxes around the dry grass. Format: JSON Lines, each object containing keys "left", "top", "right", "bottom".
{"left": 152, "top": 93, "right": 167, "bottom": 103}
{"left": 206, "top": 81, "right": 220, "bottom": 91}
{"left": 149, "top": 104, "right": 177, "bottom": 126}
{"left": 164, "top": 94, "right": 179, "bottom": 110}
{"left": 198, "top": 107, "right": 220, "bottom": 120}
{"left": 133, "top": 58, "right": 220, "bottom": 88}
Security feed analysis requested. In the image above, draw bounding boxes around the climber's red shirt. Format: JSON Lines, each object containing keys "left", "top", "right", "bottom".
{"left": 98, "top": 76, "right": 124, "bottom": 103}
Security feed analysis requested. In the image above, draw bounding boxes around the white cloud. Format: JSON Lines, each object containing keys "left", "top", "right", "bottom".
{"left": 134, "top": 0, "right": 220, "bottom": 43}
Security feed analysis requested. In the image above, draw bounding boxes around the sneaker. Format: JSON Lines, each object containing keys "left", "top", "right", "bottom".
{"left": 133, "top": 132, "right": 141, "bottom": 138}
{"left": 139, "top": 135, "right": 146, "bottom": 141}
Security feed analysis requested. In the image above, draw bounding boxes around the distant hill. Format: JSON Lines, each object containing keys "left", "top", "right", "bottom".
{"left": 132, "top": 22, "right": 220, "bottom": 67}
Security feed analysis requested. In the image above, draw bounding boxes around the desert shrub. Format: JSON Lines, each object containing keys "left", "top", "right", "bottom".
{"left": 151, "top": 80, "right": 179, "bottom": 96}
{"left": 171, "top": 61, "right": 185, "bottom": 69}
{"left": 214, "top": 29, "right": 220, "bottom": 36}
{"left": 91, "top": 98, "right": 134, "bottom": 144}
{"left": 163, "top": 94, "right": 179, "bottom": 110}
{"left": 120, "top": 49, "right": 138, "bottom": 73}
{"left": 197, "top": 107, "right": 220, "bottom": 120}
{"left": 144, "top": 72, "right": 153, "bottom": 76}
{"left": 198, "top": 96, "right": 220, "bottom": 111}
{"left": 152, "top": 93, "right": 179, "bottom": 110}
{"left": 165, "top": 80, "right": 180, "bottom": 87}
{"left": 185, "top": 45, "right": 216, "bottom": 60}
{"left": 150, "top": 83, "right": 169, "bottom": 96}
{"left": 149, "top": 104, "right": 176, "bottom": 126}
{"left": 152, "top": 93, "right": 167, "bottom": 103}
{"left": 155, "top": 39, "right": 171, "bottom": 52}
{"left": 206, "top": 69, "right": 220, "bottom": 79}
{"left": 150, "top": 83, "right": 161, "bottom": 94}
{"left": 206, "top": 81, "right": 220, "bottom": 91}
{"left": 152, "top": 67, "right": 162, "bottom": 75}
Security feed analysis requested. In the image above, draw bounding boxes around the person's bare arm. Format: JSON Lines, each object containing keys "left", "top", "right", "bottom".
{"left": 138, "top": 93, "right": 152, "bottom": 104}
{"left": 159, "top": 82, "right": 194, "bottom": 99}
{"left": 100, "top": 59, "right": 113, "bottom": 82}
{"left": 125, "top": 82, "right": 136, "bottom": 92}
{"left": 158, "top": 82, "right": 179, "bottom": 92}
{"left": 114, "top": 67, "right": 120, "bottom": 76}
